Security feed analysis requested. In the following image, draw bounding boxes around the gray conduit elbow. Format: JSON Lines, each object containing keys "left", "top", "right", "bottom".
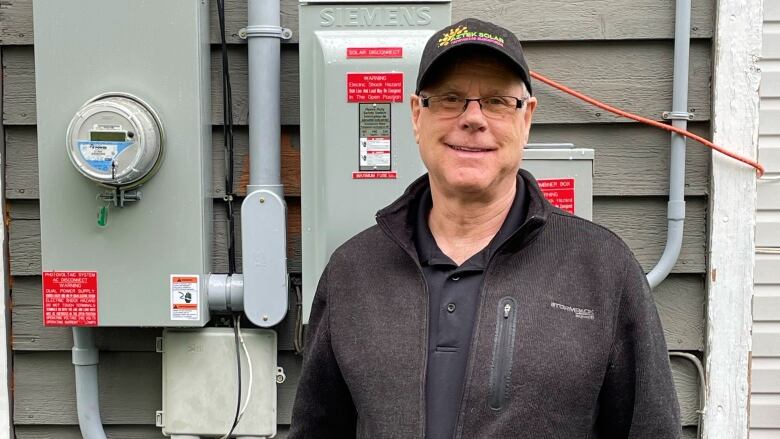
{"left": 646, "top": 0, "right": 691, "bottom": 289}
{"left": 72, "top": 327, "right": 107, "bottom": 439}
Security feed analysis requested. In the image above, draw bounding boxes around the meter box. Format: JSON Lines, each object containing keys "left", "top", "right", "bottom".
{"left": 33, "top": 0, "right": 212, "bottom": 326}
{"left": 299, "top": 0, "right": 452, "bottom": 321}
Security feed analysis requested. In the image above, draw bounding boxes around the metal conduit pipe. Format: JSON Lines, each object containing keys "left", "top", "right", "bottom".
{"left": 72, "top": 327, "right": 107, "bottom": 439}
{"left": 171, "top": 436, "right": 201, "bottom": 439}
{"left": 646, "top": 0, "right": 691, "bottom": 289}
{"left": 246, "top": 0, "right": 287, "bottom": 197}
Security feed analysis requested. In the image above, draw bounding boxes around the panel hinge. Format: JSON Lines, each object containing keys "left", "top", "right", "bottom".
{"left": 155, "top": 410, "right": 164, "bottom": 427}
{"left": 155, "top": 337, "right": 164, "bottom": 353}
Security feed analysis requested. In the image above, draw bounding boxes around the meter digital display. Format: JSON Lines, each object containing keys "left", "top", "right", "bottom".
{"left": 66, "top": 93, "right": 163, "bottom": 188}
{"left": 90, "top": 131, "right": 127, "bottom": 142}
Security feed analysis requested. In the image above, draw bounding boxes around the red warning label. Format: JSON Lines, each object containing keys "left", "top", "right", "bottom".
{"left": 42, "top": 271, "right": 98, "bottom": 326}
{"left": 352, "top": 171, "right": 398, "bottom": 179}
{"left": 538, "top": 178, "right": 575, "bottom": 214}
{"left": 347, "top": 73, "right": 404, "bottom": 103}
{"left": 347, "top": 47, "right": 403, "bottom": 58}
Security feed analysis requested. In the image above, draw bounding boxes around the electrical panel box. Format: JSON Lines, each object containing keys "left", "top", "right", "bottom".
{"left": 523, "top": 145, "right": 594, "bottom": 221}
{"left": 299, "top": 0, "right": 452, "bottom": 322}
{"left": 160, "top": 328, "right": 281, "bottom": 437}
{"left": 33, "top": 0, "right": 212, "bottom": 326}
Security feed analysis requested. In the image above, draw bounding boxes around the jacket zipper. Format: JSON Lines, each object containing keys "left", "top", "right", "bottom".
{"left": 489, "top": 297, "right": 518, "bottom": 410}
{"left": 452, "top": 216, "right": 541, "bottom": 439}
{"left": 376, "top": 215, "right": 430, "bottom": 439}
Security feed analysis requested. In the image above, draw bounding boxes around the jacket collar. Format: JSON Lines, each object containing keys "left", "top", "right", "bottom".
{"left": 375, "top": 168, "right": 552, "bottom": 260}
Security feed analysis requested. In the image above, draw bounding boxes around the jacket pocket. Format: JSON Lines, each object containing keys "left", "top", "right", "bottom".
{"left": 488, "top": 296, "right": 518, "bottom": 411}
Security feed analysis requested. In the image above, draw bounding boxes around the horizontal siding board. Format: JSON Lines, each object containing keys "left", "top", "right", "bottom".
{"left": 653, "top": 275, "right": 705, "bottom": 350}
{"left": 10, "top": 275, "right": 301, "bottom": 352}
{"left": 0, "top": 0, "right": 714, "bottom": 45}
{"left": 749, "top": 430, "right": 780, "bottom": 439}
{"left": 756, "top": 220, "right": 780, "bottom": 247}
{"left": 751, "top": 394, "right": 780, "bottom": 428}
{"left": 758, "top": 182, "right": 780, "bottom": 210}
{"left": 15, "top": 425, "right": 166, "bottom": 439}
{"left": 592, "top": 197, "right": 707, "bottom": 273}
{"left": 530, "top": 123, "right": 710, "bottom": 197}
{"left": 756, "top": 255, "right": 780, "bottom": 284}
{"left": 4, "top": 123, "right": 711, "bottom": 200}
{"left": 10, "top": 349, "right": 697, "bottom": 426}
{"left": 3, "top": 41, "right": 713, "bottom": 126}
{"left": 769, "top": 2, "right": 780, "bottom": 21}
{"left": 754, "top": 328, "right": 780, "bottom": 357}
{"left": 760, "top": 71, "right": 780, "bottom": 98}
{"left": 760, "top": 109, "right": 780, "bottom": 135}
{"left": 757, "top": 145, "right": 780, "bottom": 172}
{"left": 751, "top": 358, "right": 780, "bottom": 393}
{"left": 764, "top": 30, "right": 780, "bottom": 60}
{"left": 13, "top": 351, "right": 302, "bottom": 425}
{"left": 754, "top": 296, "right": 780, "bottom": 322}
{"left": 8, "top": 196, "right": 707, "bottom": 276}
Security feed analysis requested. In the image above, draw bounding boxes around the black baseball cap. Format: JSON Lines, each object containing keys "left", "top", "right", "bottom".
{"left": 415, "top": 18, "right": 532, "bottom": 96}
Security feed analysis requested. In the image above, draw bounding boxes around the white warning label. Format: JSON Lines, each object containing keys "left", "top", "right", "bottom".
{"left": 358, "top": 103, "right": 391, "bottom": 171}
{"left": 170, "top": 275, "right": 200, "bottom": 321}
{"left": 360, "top": 136, "right": 391, "bottom": 167}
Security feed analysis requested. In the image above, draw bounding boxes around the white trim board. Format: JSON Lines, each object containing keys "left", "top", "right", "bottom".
{"left": 703, "top": 0, "right": 763, "bottom": 437}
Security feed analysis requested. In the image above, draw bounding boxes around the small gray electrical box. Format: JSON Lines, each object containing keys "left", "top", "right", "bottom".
{"left": 160, "top": 328, "right": 280, "bottom": 437}
{"left": 299, "top": 0, "right": 452, "bottom": 322}
{"left": 523, "top": 145, "right": 595, "bottom": 221}
{"left": 33, "top": 0, "right": 212, "bottom": 327}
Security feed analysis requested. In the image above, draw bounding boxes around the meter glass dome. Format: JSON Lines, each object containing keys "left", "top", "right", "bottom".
{"left": 66, "top": 93, "right": 163, "bottom": 188}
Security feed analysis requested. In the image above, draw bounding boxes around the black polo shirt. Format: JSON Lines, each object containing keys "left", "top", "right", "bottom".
{"left": 414, "top": 176, "right": 528, "bottom": 439}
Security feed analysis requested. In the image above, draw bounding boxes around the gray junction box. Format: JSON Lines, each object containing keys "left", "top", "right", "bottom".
{"left": 33, "top": 0, "right": 212, "bottom": 327}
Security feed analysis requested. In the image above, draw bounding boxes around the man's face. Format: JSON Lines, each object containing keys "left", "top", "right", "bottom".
{"left": 411, "top": 55, "right": 537, "bottom": 199}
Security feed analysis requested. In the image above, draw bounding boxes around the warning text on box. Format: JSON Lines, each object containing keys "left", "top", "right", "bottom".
{"left": 42, "top": 271, "right": 98, "bottom": 326}
{"left": 347, "top": 73, "right": 404, "bottom": 103}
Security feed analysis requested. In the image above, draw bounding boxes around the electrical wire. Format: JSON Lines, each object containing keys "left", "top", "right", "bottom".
{"left": 293, "top": 283, "right": 304, "bottom": 355}
{"left": 668, "top": 352, "right": 707, "bottom": 439}
{"left": 217, "top": 0, "right": 238, "bottom": 274}
{"left": 236, "top": 317, "right": 254, "bottom": 423}
{"left": 220, "top": 314, "right": 243, "bottom": 439}
{"left": 756, "top": 247, "right": 780, "bottom": 255}
{"left": 529, "top": 71, "right": 766, "bottom": 177}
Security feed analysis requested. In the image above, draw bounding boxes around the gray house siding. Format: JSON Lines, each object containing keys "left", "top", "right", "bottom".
{"left": 1, "top": 0, "right": 711, "bottom": 436}
{"left": 750, "top": 1, "right": 780, "bottom": 437}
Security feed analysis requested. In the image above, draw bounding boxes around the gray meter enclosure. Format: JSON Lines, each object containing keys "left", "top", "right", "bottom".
{"left": 33, "top": 0, "right": 212, "bottom": 326}
{"left": 299, "top": 0, "right": 452, "bottom": 322}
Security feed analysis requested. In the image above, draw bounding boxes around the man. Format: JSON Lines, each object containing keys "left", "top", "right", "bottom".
{"left": 290, "top": 18, "right": 680, "bottom": 438}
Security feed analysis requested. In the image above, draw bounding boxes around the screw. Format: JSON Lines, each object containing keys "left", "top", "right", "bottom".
{"left": 259, "top": 197, "right": 265, "bottom": 203}
{"left": 263, "top": 315, "right": 269, "bottom": 321}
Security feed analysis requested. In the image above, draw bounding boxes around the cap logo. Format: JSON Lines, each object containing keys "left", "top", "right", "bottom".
{"left": 437, "top": 25, "right": 505, "bottom": 48}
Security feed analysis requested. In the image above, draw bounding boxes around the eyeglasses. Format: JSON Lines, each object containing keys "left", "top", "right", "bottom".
{"left": 420, "top": 94, "right": 528, "bottom": 118}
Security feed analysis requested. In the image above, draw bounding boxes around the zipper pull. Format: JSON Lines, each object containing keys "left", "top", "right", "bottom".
{"left": 503, "top": 303, "right": 511, "bottom": 318}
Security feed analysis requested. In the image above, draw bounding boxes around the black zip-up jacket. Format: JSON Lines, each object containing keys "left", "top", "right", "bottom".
{"left": 289, "top": 170, "right": 681, "bottom": 438}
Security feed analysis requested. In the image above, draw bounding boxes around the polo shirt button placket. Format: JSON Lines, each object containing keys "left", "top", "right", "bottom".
{"left": 447, "top": 303, "right": 456, "bottom": 313}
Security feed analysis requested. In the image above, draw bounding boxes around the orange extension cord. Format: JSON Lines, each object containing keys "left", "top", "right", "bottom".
{"left": 529, "top": 71, "right": 766, "bottom": 177}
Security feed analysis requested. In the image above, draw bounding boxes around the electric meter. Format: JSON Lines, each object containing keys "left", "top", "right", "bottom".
{"left": 66, "top": 93, "right": 164, "bottom": 188}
